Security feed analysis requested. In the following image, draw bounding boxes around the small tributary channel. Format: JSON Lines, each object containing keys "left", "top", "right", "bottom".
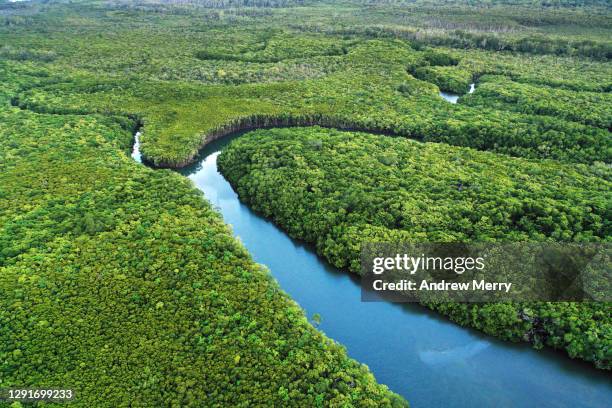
{"left": 440, "top": 83, "right": 476, "bottom": 104}
{"left": 131, "top": 130, "right": 611, "bottom": 408}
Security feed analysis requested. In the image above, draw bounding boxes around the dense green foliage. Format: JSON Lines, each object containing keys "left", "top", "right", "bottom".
{"left": 218, "top": 127, "right": 612, "bottom": 368}
{"left": 412, "top": 65, "right": 472, "bottom": 93}
{"left": 11, "top": 42, "right": 611, "bottom": 168}
{"left": 302, "top": 1, "right": 612, "bottom": 59}
{"left": 1, "top": 0, "right": 611, "bottom": 403}
{"left": 462, "top": 75, "right": 612, "bottom": 129}
{"left": 0, "top": 108, "right": 406, "bottom": 407}
{"left": 2, "top": 0, "right": 611, "bottom": 168}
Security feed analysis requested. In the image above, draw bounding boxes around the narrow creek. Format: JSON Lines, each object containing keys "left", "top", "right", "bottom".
{"left": 132, "top": 130, "right": 611, "bottom": 407}
{"left": 440, "top": 83, "right": 476, "bottom": 104}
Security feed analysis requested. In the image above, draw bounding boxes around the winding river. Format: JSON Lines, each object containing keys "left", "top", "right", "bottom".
{"left": 132, "top": 130, "right": 611, "bottom": 407}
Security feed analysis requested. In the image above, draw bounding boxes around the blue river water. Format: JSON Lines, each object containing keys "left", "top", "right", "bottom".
{"left": 133, "top": 130, "right": 611, "bottom": 407}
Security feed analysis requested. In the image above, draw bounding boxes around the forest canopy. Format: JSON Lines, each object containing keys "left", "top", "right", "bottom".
{"left": 0, "top": 0, "right": 611, "bottom": 405}
{"left": 219, "top": 127, "right": 611, "bottom": 369}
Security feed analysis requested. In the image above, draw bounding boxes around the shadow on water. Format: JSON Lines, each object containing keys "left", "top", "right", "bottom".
{"left": 147, "top": 129, "right": 612, "bottom": 408}
{"left": 440, "top": 83, "right": 476, "bottom": 104}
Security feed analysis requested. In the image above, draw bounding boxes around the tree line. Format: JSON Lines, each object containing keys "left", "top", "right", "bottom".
{"left": 219, "top": 126, "right": 611, "bottom": 368}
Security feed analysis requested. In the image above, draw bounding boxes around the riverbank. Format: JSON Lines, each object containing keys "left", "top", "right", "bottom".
{"left": 217, "top": 126, "right": 611, "bottom": 369}
{"left": 148, "top": 85, "right": 479, "bottom": 168}
{"left": 146, "top": 114, "right": 401, "bottom": 169}
{"left": 0, "top": 106, "right": 407, "bottom": 407}
{"left": 170, "top": 129, "right": 612, "bottom": 407}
